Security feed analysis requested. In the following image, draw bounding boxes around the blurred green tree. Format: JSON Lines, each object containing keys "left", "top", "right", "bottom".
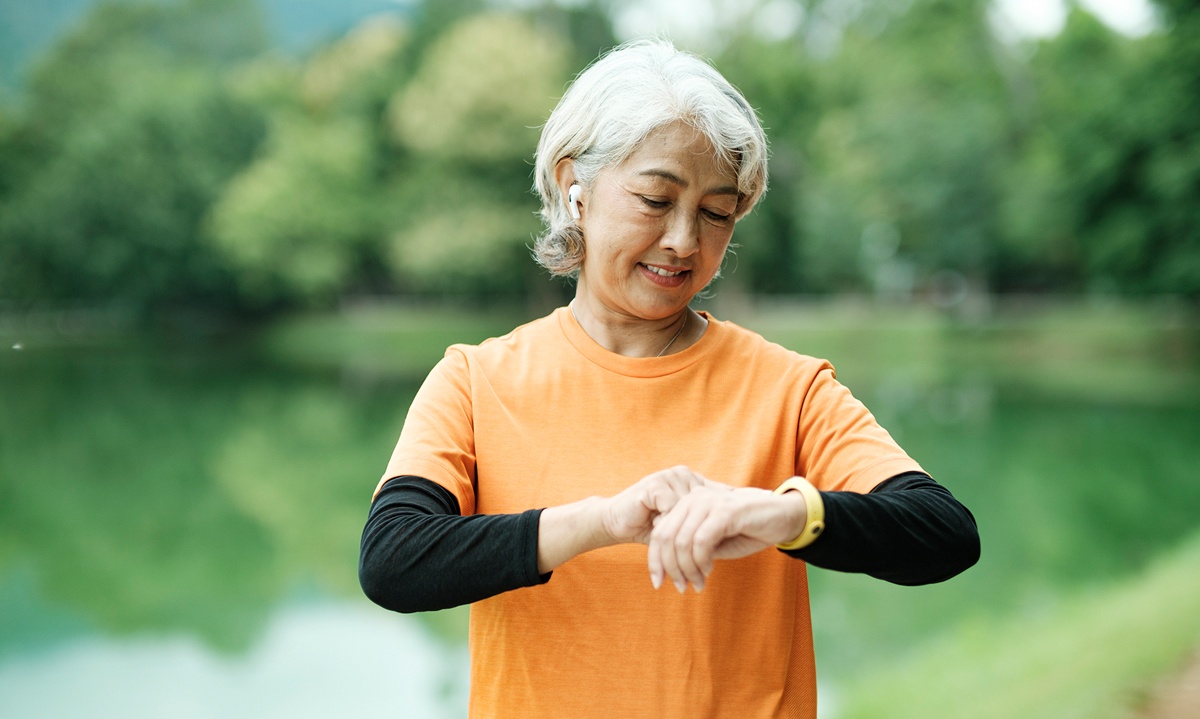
{"left": 381, "top": 12, "right": 568, "bottom": 294}
{"left": 205, "top": 10, "right": 573, "bottom": 303}
{"left": 206, "top": 16, "right": 407, "bottom": 305}
{"left": 717, "top": 37, "right": 819, "bottom": 294}
{"left": 723, "top": 0, "right": 1012, "bottom": 295}
{"left": 999, "top": 3, "right": 1200, "bottom": 296}
{"left": 2, "top": 0, "right": 1197, "bottom": 307}
{"left": 0, "top": 0, "right": 268, "bottom": 311}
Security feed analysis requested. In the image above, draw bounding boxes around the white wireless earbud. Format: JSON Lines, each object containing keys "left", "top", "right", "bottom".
{"left": 567, "top": 184, "right": 582, "bottom": 221}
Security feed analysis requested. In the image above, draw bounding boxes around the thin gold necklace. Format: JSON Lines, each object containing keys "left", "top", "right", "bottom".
{"left": 570, "top": 303, "right": 688, "bottom": 357}
{"left": 656, "top": 311, "right": 687, "bottom": 357}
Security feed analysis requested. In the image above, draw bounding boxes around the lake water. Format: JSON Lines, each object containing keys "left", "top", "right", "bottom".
{"left": 1, "top": 301, "right": 1198, "bottom": 718}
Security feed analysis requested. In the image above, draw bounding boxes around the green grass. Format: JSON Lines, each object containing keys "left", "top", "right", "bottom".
{"left": 835, "top": 532, "right": 1200, "bottom": 719}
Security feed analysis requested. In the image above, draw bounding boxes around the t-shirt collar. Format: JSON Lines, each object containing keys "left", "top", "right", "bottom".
{"left": 556, "top": 306, "right": 723, "bottom": 378}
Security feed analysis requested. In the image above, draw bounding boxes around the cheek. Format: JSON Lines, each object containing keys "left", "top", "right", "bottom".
{"left": 702, "top": 229, "right": 733, "bottom": 261}
{"left": 610, "top": 210, "right": 663, "bottom": 241}
{"left": 692, "top": 238, "right": 732, "bottom": 281}
{"left": 592, "top": 219, "right": 660, "bottom": 262}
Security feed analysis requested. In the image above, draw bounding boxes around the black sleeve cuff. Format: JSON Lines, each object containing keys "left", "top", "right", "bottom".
{"left": 359, "top": 476, "right": 551, "bottom": 613}
{"left": 782, "top": 471, "right": 980, "bottom": 586}
{"left": 522, "top": 507, "right": 553, "bottom": 586}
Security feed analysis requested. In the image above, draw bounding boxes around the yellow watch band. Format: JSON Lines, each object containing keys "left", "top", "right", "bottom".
{"left": 773, "top": 477, "right": 825, "bottom": 551}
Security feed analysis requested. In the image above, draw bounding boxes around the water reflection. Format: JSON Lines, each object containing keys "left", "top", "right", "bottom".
{"left": 0, "top": 312, "right": 1197, "bottom": 717}
{"left": 0, "top": 601, "right": 468, "bottom": 719}
{"left": 0, "top": 348, "right": 416, "bottom": 650}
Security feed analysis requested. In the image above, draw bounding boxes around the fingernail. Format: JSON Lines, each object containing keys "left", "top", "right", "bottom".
{"left": 652, "top": 574, "right": 662, "bottom": 590}
{"left": 674, "top": 581, "right": 685, "bottom": 593}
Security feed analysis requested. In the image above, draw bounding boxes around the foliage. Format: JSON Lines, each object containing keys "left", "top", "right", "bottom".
{"left": 380, "top": 12, "right": 569, "bottom": 295}
{"left": 718, "top": 0, "right": 1200, "bottom": 298}
{"left": 204, "top": 8, "right": 584, "bottom": 304}
{"left": 718, "top": 0, "right": 1012, "bottom": 295}
{"left": 997, "top": 4, "right": 1200, "bottom": 295}
{"left": 0, "top": 0, "right": 268, "bottom": 311}
{"left": 1, "top": 0, "right": 1199, "bottom": 309}
{"left": 205, "top": 16, "right": 406, "bottom": 305}
{"left": 208, "top": 113, "right": 380, "bottom": 302}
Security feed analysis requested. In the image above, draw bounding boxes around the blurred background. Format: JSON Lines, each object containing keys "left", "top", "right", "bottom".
{"left": 1, "top": 0, "right": 1199, "bottom": 717}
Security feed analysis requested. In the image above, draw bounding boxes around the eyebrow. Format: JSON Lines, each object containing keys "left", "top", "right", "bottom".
{"left": 637, "top": 169, "right": 739, "bottom": 197}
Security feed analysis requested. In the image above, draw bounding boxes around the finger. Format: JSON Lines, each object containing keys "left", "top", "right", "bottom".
{"left": 647, "top": 535, "right": 664, "bottom": 589}
{"left": 670, "top": 465, "right": 701, "bottom": 489}
{"left": 642, "top": 467, "right": 683, "bottom": 515}
{"left": 651, "top": 473, "right": 684, "bottom": 514}
{"left": 652, "top": 499, "right": 694, "bottom": 593}
{"left": 636, "top": 487, "right": 660, "bottom": 528}
{"left": 647, "top": 498, "right": 680, "bottom": 590}
{"left": 605, "top": 486, "right": 653, "bottom": 544}
{"left": 664, "top": 464, "right": 698, "bottom": 498}
{"left": 684, "top": 468, "right": 712, "bottom": 489}
{"left": 652, "top": 466, "right": 703, "bottom": 515}
{"left": 672, "top": 502, "right": 714, "bottom": 592}
{"left": 690, "top": 509, "right": 733, "bottom": 578}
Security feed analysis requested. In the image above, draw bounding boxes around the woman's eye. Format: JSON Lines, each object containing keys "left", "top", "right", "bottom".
{"left": 639, "top": 196, "right": 670, "bottom": 209}
{"left": 704, "top": 209, "right": 733, "bottom": 223}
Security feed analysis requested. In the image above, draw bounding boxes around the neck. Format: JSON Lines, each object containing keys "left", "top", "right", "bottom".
{"left": 570, "top": 290, "right": 706, "bottom": 359}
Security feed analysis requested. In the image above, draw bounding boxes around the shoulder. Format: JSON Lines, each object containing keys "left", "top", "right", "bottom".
{"left": 709, "top": 316, "right": 834, "bottom": 382}
{"left": 443, "top": 309, "right": 567, "bottom": 371}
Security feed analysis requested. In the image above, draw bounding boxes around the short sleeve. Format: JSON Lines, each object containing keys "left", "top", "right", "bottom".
{"left": 374, "top": 348, "right": 478, "bottom": 514}
{"left": 796, "top": 367, "right": 923, "bottom": 494}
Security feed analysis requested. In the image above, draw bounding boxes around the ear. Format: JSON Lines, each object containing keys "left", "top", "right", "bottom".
{"left": 554, "top": 157, "right": 578, "bottom": 212}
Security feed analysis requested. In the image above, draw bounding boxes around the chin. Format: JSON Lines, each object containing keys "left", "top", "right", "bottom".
{"left": 631, "top": 295, "right": 693, "bottom": 320}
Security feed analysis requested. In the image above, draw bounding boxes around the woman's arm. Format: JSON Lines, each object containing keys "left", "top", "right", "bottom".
{"left": 359, "top": 477, "right": 548, "bottom": 613}
{"left": 785, "top": 472, "right": 980, "bottom": 585}
{"left": 360, "top": 470, "right": 979, "bottom": 611}
{"left": 647, "top": 472, "right": 979, "bottom": 592}
{"left": 360, "top": 466, "right": 711, "bottom": 613}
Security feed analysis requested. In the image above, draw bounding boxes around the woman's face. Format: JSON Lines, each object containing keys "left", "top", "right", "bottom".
{"left": 574, "top": 121, "right": 739, "bottom": 321}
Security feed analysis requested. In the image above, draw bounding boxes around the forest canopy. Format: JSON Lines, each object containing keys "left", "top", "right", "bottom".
{"left": 1, "top": 0, "right": 1197, "bottom": 313}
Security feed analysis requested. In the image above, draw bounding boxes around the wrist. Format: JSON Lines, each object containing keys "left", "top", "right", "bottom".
{"left": 774, "top": 491, "right": 808, "bottom": 545}
{"left": 773, "top": 477, "right": 826, "bottom": 551}
{"left": 585, "top": 496, "right": 620, "bottom": 549}
{"left": 537, "top": 497, "right": 611, "bottom": 574}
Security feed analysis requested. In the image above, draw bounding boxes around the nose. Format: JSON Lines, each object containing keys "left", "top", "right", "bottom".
{"left": 658, "top": 209, "right": 701, "bottom": 258}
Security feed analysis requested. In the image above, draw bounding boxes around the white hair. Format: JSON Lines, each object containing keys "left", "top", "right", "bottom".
{"left": 532, "top": 39, "right": 770, "bottom": 277}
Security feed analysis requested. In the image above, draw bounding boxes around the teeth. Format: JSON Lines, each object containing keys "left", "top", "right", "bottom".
{"left": 645, "top": 265, "right": 684, "bottom": 277}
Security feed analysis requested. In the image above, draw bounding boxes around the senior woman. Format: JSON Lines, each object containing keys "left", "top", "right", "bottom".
{"left": 360, "top": 40, "right": 979, "bottom": 719}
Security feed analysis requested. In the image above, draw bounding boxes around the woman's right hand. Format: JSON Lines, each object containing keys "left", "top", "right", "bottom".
{"left": 537, "top": 465, "right": 714, "bottom": 574}
{"left": 600, "top": 465, "right": 717, "bottom": 545}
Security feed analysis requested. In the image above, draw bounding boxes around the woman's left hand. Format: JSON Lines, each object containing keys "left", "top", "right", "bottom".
{"left": 647, "top": 484, "right": 807, "bottom": 593}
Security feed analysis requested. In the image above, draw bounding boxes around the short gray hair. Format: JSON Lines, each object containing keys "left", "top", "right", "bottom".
{"left": 532, "top": 39, "right": 770, "bottom": 277}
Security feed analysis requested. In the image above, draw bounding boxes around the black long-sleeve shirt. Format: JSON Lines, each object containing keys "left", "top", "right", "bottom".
{"left": 359, "top": 472, "right": 980, "bottom": 614}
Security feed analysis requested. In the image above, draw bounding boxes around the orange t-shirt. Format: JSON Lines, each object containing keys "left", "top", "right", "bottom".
{"left": 378, "top": 307, "right": 922, "bottom": 719}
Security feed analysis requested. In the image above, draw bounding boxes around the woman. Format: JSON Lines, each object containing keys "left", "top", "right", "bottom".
{"left": 360, "top": 40, "right": 979, "bottom": 719}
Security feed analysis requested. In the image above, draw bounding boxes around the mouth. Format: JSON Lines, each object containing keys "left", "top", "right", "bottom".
{"left": 639, "top": 263, "right": 689, "bottom": 287}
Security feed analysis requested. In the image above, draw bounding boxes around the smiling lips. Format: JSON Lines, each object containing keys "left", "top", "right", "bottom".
{"left": 639, "top": 262, "right": 689, "bottom": 288}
